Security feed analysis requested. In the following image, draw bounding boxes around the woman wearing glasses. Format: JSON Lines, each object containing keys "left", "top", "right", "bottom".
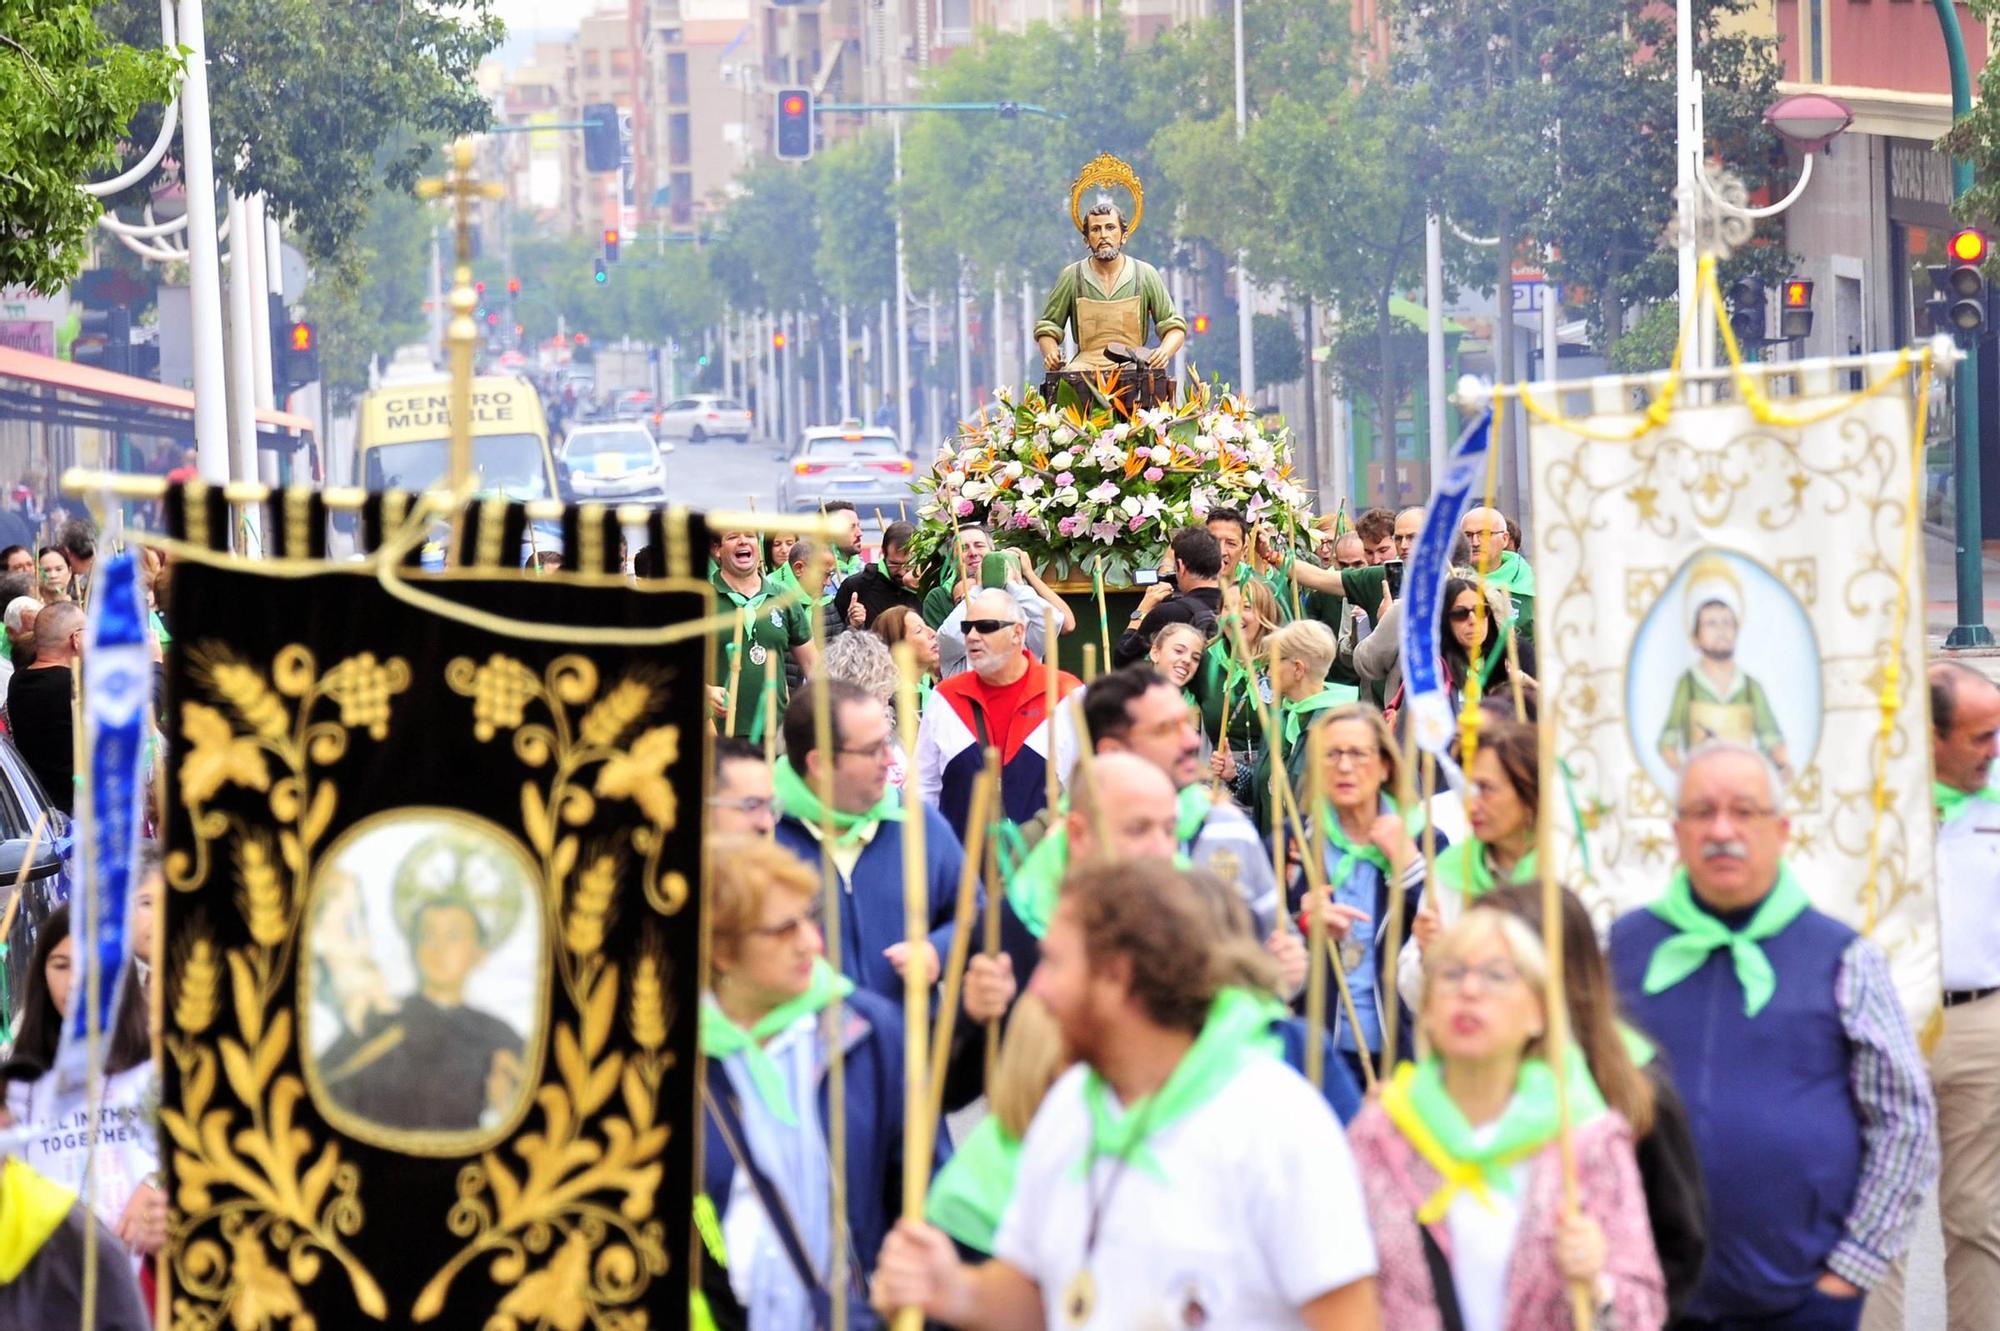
{"left": 699, "top": 835, "right": 934, "bottom": 1329}
{"left": 1348, "top": 908, "right": 1667, "bottom": 1331}
{"left": 1297, "top": 702, "right": 1440, "bottom": 1091}
{"left": 1437, "top": 575, "right": 1536, "bottom": 722}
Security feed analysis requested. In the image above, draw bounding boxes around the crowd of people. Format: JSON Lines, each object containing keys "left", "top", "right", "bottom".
{"left": 684, "top": 497, "right": 1970, "bottom": 1331}
{"left": 0, "top": 492, "right": 1987, "bottom": 1331}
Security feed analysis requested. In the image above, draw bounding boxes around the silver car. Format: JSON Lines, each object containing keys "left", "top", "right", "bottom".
{"left": 653, "top": 394, "right": 754, "bottom": 443}
{"left": 560, "top": 423, "right": 672, "bottom": 500}
{"left": 776, "top": 425, "right": 915, "bottom": 514}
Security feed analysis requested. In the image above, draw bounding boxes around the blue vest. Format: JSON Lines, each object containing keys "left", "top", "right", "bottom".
{"left": 1609, "top": 902, "right": 1863, "bottom": 1320}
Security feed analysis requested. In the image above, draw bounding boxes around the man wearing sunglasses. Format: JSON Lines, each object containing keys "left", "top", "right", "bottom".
{"left": 916, "top": 589, "right": 1081, "bottom": 841}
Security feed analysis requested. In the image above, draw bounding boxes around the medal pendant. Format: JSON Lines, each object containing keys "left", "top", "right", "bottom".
{"left": 1340, "top": 937, "right": 1366, "bottom": 973}
{"left": 1064, "top": 1270, "right": 1096, "bottom": 1326}
{"left": 748, "top": 643, "right": 769, "bottom": 666}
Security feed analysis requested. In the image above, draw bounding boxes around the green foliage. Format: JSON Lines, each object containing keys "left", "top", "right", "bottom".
{"left": 1941, "top": 0, "right": 2000, "bottom": 225}
{"left": 706, "top": 158, "right": 823, "bottom": 313}
{"left": 1607, "top": 299, "right": 1683, "bottom": 374}
{"left": 0, "top": 0, "right": 180, "bottom": 293}
{"left": 98, "top": 0, "right": 501, "bottom": 274}
{"left": 308, "top": 182, "right": 431, "bottom": 409}
{"left": 815, "top": 133, "right": 895, "bottom": 308}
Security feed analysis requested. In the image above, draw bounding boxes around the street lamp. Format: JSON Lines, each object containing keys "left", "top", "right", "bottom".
{"left": 1697, "top": 92, "right": 1853, "bottom": 221}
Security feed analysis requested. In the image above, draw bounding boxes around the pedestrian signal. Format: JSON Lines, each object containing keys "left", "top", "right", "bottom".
{"left": 1727, "top": 275, "right": 1766, "bottom": 345}
{"left": 583, "top": 103, "right": 620, "bottom": 172}
{"left": 604, "top": 229, "right": 620, "bottom": 263}
{"left": 1192, "top": 313, "right": 1210, "bottom": 335}
{"left": 1780, "top": 278, "right": 1815, "bottom": 340}
{"left": 775, "top": 89, "right": 814, "bottom": 161}
{"left": 593, "top": 258, "right": 607, "bottom": 284}
{"left": 282, "top": 320, "right": 318, "bottom": 392}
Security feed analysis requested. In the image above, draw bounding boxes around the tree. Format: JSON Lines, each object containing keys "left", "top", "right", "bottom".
{"left": 0, "top": 0, "right": 179, "bottom": 293}
{"left": 1944, "top": 0, "right": 2000, "bottom": 227}
{"left": 706, "top": 159, "right": 823, "bottom": 315}
{"left": 98, "top": 0, "right": 501, "bottom": 273}
{"left": 815, "top": 132, "right": 894, "bottom": 311}
{"left": 308, "top": 180, "right": 432, "bottom": 409}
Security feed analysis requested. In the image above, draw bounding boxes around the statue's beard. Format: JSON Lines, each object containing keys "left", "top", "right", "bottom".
{"left": 1091, "top": 242, "right": 1120, "bottom": 261}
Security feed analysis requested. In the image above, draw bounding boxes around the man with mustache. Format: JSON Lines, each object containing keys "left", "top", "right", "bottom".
{"left": 1608, "top": 743, "right": 1936, "bottom": 1331}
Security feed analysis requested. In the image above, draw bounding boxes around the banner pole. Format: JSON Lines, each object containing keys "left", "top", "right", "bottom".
{"left": 892, "top": 642, "right": 931, "bottom": 1331}
{"left": 807, "top": 613, "right": 850, "bottom": 1331}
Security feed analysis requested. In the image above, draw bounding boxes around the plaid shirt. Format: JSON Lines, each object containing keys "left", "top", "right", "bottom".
{"left": 1828, "top": 937, "right": 1940, "bottom": 1288}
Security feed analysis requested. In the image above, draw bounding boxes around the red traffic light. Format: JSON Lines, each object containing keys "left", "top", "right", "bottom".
{"left": 773, "top": 331, "right": 788, "bottom": 350}
{"left": 475, "top": 280, "right": 486, "bottom": 295}
{"left": 1782, "top": 279, "right": 1813, "bottom": 309}
{"left": 604, "top": 229, "right": 620, "bottom": 246}
{"left": 782, "top": 93, "right": 806, "bottom": 117}
{"left": 288, "top": 321, "right": 314, "bottom": 352}
{"left": 1951, "top": 228, "right": 1988, "bottom": 265}
{"left": 573, "top": 332, "right": 589, "bottom": 346}
{"left": 1191, "top": 313, "right": 1210, "bottom": 335}
{"left": 506, "top": 277, "right": 521, "bottom": 295}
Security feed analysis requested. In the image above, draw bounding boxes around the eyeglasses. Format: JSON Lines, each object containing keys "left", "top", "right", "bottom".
{"left": 1434, "top": 960, "right": 1523, "bottom": 992}
{"left": 748, "top": 906, "right": 821, "bottom": 941}
{"left": 1447, "top": 607, "right": 1481, "bottom": 623}
{"left": 1674, "top": 803, "right": 1776, "bottom": 824}
{"left": 963, "top": 619, "right": 1019, "bottom": 637}
{"left": 837, "top": 738, "right": 894, "bottom": 761}
{"left": 1322, "top": 746, "right": 1379, "bottom": 768}
{"left": 706, "top": 795, "right": 778, "bottom": 817}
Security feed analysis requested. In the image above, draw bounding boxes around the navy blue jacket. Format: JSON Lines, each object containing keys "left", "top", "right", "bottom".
{"left": 775, "top": 805, "right": 969, "bottom": 1006}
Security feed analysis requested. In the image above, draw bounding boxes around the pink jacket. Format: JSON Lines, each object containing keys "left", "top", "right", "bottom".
{"left": 1347, "top": 1104, "right": 1667, "bottom": 1331}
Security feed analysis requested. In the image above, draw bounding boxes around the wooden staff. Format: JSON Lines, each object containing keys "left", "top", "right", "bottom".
{"left": 980, "top": 749, "right": 1004, "bottom": 1091}
{"left": 1065, "top": 690, "right": 1114, "bottom": 853}
{"left": 1044, "top": 607, "right": 1062, "bottom": 818}
{"left": 761, "top": 647, "right": 779, "bottom": 767}
{"left": 1504, "top": 618, "right": 1529, "bottom": 723}
{"left": 1081, "top": 641, "right": 1098, "bottom": 686}
{"left": 1303, "top": 726, "right": 1330, "bottom": 1092}
{"left": 1210, "top": 674, "right": 1236, "bottom": 802}
{"left": 1265, "top": 636, "right": 1287, "bottom": 902}
{"left": 1092, "top": 558, "right": 1111, "bottom": 668}
{"left": 1537, "top": 707, "right": 1593, "bottom": 1329}
{"left": 723, "top": 609, "right": 746, "bottom": 736}
{"left": 929, "top": 763, "right": 996, "bottom": 1128}
{"left": 892, "top": 643, "right": 932, "bottom": 1331}
{"left": 806, "top": 613, "right": 850, "bottom": 1331}
{"left": 1376, "top": 731, "right": 1425, "bottom": 1087}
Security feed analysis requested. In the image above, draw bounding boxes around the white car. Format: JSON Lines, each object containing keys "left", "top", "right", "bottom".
{"left": 653, "top": 394, "right": 753, "bottom": 444}
{"left": 560, "top": 423, "right": 672, "bottom": 500}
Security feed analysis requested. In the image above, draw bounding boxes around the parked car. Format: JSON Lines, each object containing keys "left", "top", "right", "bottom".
{"left": 775, "top": 424, "right": 914, "bottom": 514}
{"left": 652, "top": 395, "right": 753, "bottom": 444}
{"left": 0, "top": 733, "right": 73, "bottom": 1024}
{"left": 559, "top": 423, "right": 672, "bottom": 501}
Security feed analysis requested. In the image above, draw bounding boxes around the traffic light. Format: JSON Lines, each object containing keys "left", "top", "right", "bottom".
{"left": 583, "top": 102, "right": 620, "bottom": 172}
{"left": 1947, "top": 228, "right": 1989, "bottom": 335}
{"left": 774, "top": 89, "right": 813, "bottom": 161}
{"left": 1780, "top": 277, "right": 1816, "bottom": 340}
{"left": 697, "top": 353, "right": 711, "bottom": 368}
{"left": 1191, "top": 313, "right": 1210, "bottom": 335}
{"left": 1727, "top": 275, "right": 1766, "bottom": 345}
{"left": 772, "top": 330, "right": 788, "bottom": 351}
{"left": 282, "top": 321, "right": 318, "bottom": 392}
{"left": 73, "top": 308, "right": 132, "bottom": 375}
{"left": 593, "top": 257, "right": 607, "bottom": 284}
{"left": 603, "top": 228, "right": 620, "bottom": 263}
{"left": 506, "top": 277, "right": 521, "bottom": 296}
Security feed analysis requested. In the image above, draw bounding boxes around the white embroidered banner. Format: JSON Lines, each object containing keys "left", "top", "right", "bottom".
{"left": 1526, "top": 352, "right": 1940, "bottom": 1031}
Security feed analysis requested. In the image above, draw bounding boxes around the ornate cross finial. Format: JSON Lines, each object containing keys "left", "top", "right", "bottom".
{"left": 1666, "top": 162, "right": 1755, "bottom": 262}
{"left": 415, "top": 140, "right": 504, "bottom": 496}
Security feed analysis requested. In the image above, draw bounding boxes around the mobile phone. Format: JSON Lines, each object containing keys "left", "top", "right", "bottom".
{"left": 980, "top": 552, "right": 1011, "bottom": 588}
{"left": 1385, "top": 559, "right": 1405, "bottom": 598}
{"left": 1133, "top": 568, "right": 1160, "bottom": 585}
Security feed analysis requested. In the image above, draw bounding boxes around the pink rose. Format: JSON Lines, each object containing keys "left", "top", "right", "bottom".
{"left": 1128, "top": 515, "right": 1147, "bottom": 532}
{"left": 956, "top": 499, "right": 976, "bottom": 516}
{"left": 1143, "top": 466, "right": 1165, "bottom": 483}
{"left": 1057, "top": 515, "right": 1084, "bottom": 536}
{"left": 1055, "top": 471, "right": 1075, "bottom": 487}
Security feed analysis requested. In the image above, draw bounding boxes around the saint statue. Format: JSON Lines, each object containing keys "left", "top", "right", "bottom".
{"left": 1035, "top": 155, "right": 1187, "bottom": 375}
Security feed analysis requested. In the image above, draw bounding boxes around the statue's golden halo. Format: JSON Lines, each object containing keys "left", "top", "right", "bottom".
{"left": 1069, "top": 153, "right": 1145, "bottom": 238}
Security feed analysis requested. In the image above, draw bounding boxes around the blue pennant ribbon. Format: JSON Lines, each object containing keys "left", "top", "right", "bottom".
{"left": 1400, "top": 408, "right": 1493, "bottom": 769}
{"left": 56, "top": 551, "right": 150, "bottom": 1086}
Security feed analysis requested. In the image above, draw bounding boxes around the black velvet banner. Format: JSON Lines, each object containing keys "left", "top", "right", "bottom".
{"left": 158, "top": 510, "right": 710, "bottom": 1330}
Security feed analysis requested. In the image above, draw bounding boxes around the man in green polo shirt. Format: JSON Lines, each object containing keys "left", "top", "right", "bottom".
{"left": 709, "top": 529, "right": 819, "bottom": 741}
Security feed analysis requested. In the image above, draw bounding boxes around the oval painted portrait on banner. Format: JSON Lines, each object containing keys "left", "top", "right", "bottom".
{"left": 1625, "top": 547, "right": 1822, "bottom": 801}
{"left": 300, "top": 810, "right": 547, "bottom": 1154}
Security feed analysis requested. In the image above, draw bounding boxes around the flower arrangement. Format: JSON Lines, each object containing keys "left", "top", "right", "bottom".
{"left": 910, "top": 379, "right": 1317, "bottom": 586}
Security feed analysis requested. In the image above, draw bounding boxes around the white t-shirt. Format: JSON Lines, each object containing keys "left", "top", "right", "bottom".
{"left": 1443, "top": 1123, "right": 1524, "bottom": 1331}
{"left": 994, "top": 1056, "right": 1377, "bottom": 1329}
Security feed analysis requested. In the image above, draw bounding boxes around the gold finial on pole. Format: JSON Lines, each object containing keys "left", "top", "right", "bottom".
{"left": 416, "top": 139, "right": 504, "bottom": 497}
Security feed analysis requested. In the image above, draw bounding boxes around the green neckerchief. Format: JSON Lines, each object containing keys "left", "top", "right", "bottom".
{"left": 1080, "top": 987, "right": 1285, "bottom": 1180}
{"left": 835, "top": 550, "right": 864, "bottom": 578}
{"left": 1380, "top": 1048, "right": 1605, "bottom": 1223}
{"left": 771, "top": 757, "right": 904, "bottom": 846}
{"left": 771, "top": 562, "right": 829, "bottom": 609}
{"left": 1280, "top": 684, "right": 1357, "bottom": 749}
{"left": 713, "top": 566, "right": 776, "bottom": 612}
{"left": 926, "top": 1115, "right": 1023, "bottom": 1253}
{"left": 700, "top": 960, "right": 854, "bottom": 1125}
{"left": 1316, "top": 797, "right": 1424, "bottom": 894}
{"left": 1484, "top": 549, "right": 1535, "bottom": 595}
{"left": 1174, "top": 783, "right": 1212, "bottom": 845}
{"left": 1432, "top": 838, "right": 1537, "bottom": 902}
{"left": 1641, "top": 862, "right": 1811, "bottom": 1017}
{"left": 1934, "top": 778, "right": 2000, "bottom": 824}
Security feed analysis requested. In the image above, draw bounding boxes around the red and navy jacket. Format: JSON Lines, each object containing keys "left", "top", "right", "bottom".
{"left": 912, "top": 655, "right": 1081, "bottom": 841}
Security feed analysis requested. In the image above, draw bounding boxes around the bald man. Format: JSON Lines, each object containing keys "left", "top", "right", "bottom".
{"left": 7, "top": 600, "right": 82, "bottom": 811}
{"left": 1461, "top": 506, "right": 1534, "bottom": 639}
{"left": 915, "top": 587, "right": 1082, "bottom": 840}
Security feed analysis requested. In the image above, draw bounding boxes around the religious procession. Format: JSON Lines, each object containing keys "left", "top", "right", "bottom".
{"left": 8, "top": 0, "right": 2000, "bottom": 1324}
